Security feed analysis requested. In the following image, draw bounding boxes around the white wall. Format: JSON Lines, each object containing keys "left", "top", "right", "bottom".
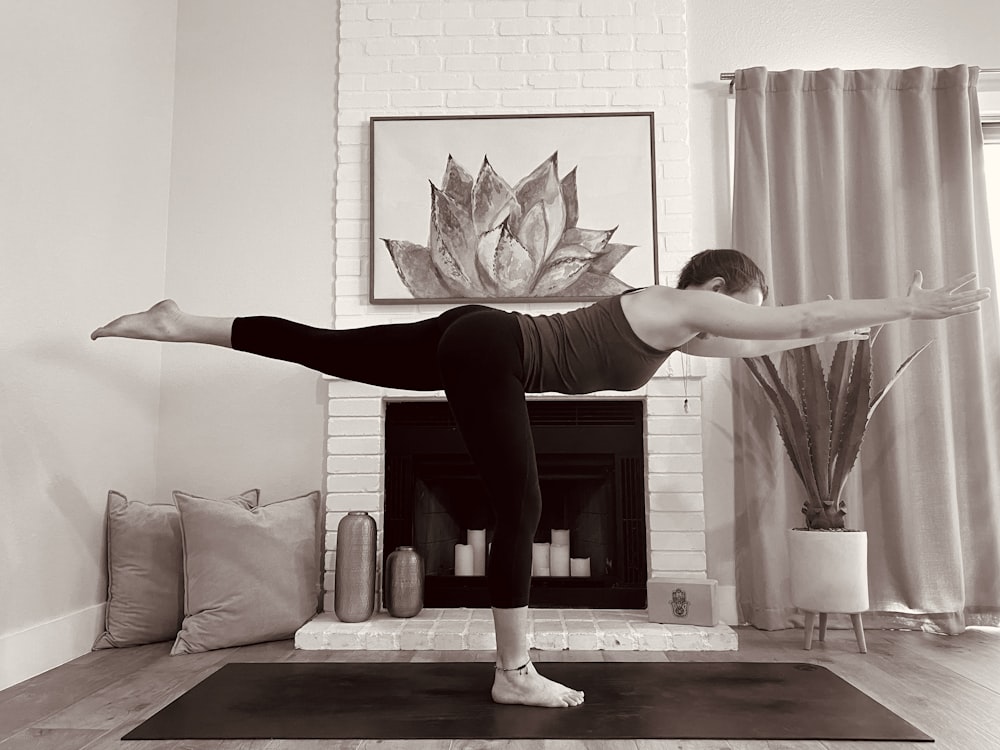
{"left": 0, "top": 0, "right": 338, "bottom": 693}
{"left": 687, "top": 0, "right": 1000, "bottom": 601}
{"left": 0, "top": 1, "right": 177, "bottom": 690}
{"left": 156, "top": 0, "right": 338, "bottom": 501}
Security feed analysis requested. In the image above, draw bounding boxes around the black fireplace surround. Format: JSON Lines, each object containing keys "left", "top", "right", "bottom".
{"left": 383, "top": 400, "right": 648, "bottom": 609}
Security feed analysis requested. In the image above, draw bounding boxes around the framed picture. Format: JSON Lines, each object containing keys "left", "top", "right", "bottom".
{"left": 369, "top": 112, "right": 658, "bottom": 304}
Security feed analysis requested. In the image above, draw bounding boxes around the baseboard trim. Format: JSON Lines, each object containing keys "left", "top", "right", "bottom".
{"left": 0, "top": 603, "right": 106, "bottom": 692}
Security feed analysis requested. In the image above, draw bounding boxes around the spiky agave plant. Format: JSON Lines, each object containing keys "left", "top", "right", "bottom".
{"left": 383, "top": 152, "right": 636, "bottom": 299}
{"left": 743, "top": 331, "right": 931, "bottom": 530}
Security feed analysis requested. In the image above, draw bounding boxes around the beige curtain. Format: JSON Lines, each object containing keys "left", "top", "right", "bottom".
{"left": 732, "top": 65, "right": 1000, "bottom": 633}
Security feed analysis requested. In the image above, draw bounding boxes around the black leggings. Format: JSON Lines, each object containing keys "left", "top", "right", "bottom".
{"left": 231, "top": 306, "right": 540, "bottom": 608}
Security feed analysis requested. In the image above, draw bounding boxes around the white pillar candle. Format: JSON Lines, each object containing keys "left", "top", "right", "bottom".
{"left": 468, "top": 529, "right": 487, "bottom": 576}
{"left": 550, "top": 543, "right": 571, "bottom": 577}
{"left": 551, "top": 529, "right": 570, "bottom": 547}
{"left": 531, "top": 543, "right": 551, "bottom": 576}
{"left": 455, "top": 544, "right": 474, "bottom": 576}
{"left": 570, "top": 557, "right": 591, "bottom": 577}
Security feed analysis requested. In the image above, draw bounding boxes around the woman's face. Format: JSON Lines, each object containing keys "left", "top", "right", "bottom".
{"left": 729, "top": 286, "right": 765, "bottom": 307}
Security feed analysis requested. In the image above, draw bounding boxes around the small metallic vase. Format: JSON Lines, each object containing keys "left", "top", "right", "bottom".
{"left": 334, "top": 511, "right": 377, "bottom": 623}
{"left": 385, "top": 546, "right": 424, "bottom": 618}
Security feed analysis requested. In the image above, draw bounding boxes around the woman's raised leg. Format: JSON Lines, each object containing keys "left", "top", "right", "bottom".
{"left": 92, "top": 300, "right": 484, "bottom": 391}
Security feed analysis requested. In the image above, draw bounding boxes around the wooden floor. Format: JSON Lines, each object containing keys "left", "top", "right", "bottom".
{"left": 1, "top": 625, "right": 999, "bottom": 750}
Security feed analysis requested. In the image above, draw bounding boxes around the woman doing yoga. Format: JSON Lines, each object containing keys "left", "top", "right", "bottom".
{"left": 91, "top": 249, "right": 990, "bottom": 708}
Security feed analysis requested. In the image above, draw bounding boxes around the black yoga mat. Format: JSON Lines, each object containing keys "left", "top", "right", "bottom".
{"left": 123, "top": 661, "right": 933, "bottom": 742}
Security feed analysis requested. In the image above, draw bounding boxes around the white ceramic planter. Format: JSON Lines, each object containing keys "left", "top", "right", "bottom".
{"left": 787, "top": 529, "right": 870, "bottom": 614}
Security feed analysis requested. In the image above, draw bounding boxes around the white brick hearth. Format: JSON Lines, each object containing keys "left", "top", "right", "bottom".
{"left": 298, "top": 609, "right": 737, "bottom": 652}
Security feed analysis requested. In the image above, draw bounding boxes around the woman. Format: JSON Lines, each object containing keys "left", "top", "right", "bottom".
{"left": 91, "top": 249, "right": 989, "bottom": 708}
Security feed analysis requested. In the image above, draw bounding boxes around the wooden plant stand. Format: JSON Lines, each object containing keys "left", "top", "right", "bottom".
{"left": 803, "top": 612, "right": 867, "bottom": 653}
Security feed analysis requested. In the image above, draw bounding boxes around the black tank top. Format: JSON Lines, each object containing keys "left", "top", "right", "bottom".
{"left": 514, "top": 291, "right": 675, "bottom": 394}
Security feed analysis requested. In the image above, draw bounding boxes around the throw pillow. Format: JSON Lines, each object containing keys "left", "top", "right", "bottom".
{"left": 171, "top": 490, "right": 323, "bottom": 655}
{"left": 93, "top": 489, "right": 260, "bottom": 649}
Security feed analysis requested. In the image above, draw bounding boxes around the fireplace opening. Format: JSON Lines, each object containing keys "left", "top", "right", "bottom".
{"left": 383, "top": 400, "right": 648, "bottom": 608}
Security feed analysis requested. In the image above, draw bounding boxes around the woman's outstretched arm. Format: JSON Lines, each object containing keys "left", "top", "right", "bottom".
{"left": 680, "top": 329, "right": 869, "bottom": 359}
{"left": 653, "top": 271, "right": 990, "bottom": 351}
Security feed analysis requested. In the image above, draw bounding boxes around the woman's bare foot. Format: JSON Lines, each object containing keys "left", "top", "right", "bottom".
{"left": 491, "top": 661, "right": 584, "bottom": 708}
{"left": 92, "top": 300, "right": 235, "bottom": 347}
{"left": 90, "top": 299, "right": 183, "bottom": 341}
{"left": 91, "top": 300, "right": 186, "bottom": 342}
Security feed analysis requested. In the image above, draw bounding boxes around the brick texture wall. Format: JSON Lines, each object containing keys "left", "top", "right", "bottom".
{"left": 324, "top": 0, "right": 704, "bottom": 613}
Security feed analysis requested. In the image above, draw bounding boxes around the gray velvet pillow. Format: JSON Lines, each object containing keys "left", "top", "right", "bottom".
{"left": 93, "top": 489, "right": 260, "bottom": 649}
{"left": 171, "top": 490, "right": 323, "bottom": 655}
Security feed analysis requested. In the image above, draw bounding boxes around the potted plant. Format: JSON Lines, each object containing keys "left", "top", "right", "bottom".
{"left": 743, "top": 329, "right": 930, "bottom": 652}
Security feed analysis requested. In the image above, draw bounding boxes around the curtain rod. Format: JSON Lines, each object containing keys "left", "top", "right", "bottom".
{"left": 721, "top": 68, "right": 1000, "bottom": 82}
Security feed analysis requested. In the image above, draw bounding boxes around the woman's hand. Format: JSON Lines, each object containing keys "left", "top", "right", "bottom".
{"left": 823, "top": 328, "right": 870, "bottom": 344}
{"left": 907, "top": 271, "right": 991, "bottom": 320}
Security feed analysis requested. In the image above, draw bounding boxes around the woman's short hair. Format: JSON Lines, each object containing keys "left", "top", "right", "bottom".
{"left": 676, "top": 249, "right": 769, "bottom": 301}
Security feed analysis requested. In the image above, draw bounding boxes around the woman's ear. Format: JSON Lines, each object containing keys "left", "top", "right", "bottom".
{"left": 708, "top": 276, "right": 727, "bottom": 293}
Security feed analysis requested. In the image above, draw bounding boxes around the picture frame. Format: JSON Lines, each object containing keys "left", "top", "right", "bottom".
{"left": 369, "top": 112, "right": 659, "bottom": 304}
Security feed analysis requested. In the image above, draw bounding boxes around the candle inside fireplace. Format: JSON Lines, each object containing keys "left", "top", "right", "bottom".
{"left": 570, "top": 557, "right": 591, "bottom": 577}
{"left": 468, "top": 529, "right": 486, "bottom": 576}
{"left": 550, "top": 543, "right": 571, "bottom": 577}
{"left": 455, "top": 544, "right": 474, "bottom": 576}
{"left": 531, "top": 543, "right": 550, "bottom": 576}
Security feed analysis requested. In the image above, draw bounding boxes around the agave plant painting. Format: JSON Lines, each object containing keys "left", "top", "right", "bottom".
{"left": 743, "top": 331, "right": 931, "bottom": 530}
{"left": 370, "top": 113, "right": 657, "bottom": 302}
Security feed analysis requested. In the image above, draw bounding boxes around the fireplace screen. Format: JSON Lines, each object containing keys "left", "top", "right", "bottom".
{"left": 384, "top": 400, "right": 647, "bottom": 608}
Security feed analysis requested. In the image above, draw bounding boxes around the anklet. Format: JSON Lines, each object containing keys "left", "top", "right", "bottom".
{"left": 495, "top": 659, "right": 530, "bottom": 675}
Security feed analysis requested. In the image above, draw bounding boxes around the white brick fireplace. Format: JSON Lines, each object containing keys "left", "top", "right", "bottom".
{"left": 296, "top": 0, "right": 736, "bottom": 651}
{"left": 320, "top": 370, "right": 711, "bottom": 616}
{"left": 301, "top": 364, "right": 742, "bottom": 651}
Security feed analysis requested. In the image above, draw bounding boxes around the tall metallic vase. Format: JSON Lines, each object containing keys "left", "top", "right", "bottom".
{"left": 385, "top": 546, "right": 424, "bottom": 618}
{"left": 334, "top": 511, "right": 377, "bottom": 623}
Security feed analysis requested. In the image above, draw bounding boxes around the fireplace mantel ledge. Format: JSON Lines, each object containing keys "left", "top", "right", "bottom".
{"left": 320, "top": 351, "right": 707, "bottom": 384}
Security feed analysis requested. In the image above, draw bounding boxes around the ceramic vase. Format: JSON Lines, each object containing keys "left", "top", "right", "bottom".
{"left": 334, "top": 511, "right": 377, "bottom": 623}
{"left": 385, "top": 546, "right": 424, "bottom": 618}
